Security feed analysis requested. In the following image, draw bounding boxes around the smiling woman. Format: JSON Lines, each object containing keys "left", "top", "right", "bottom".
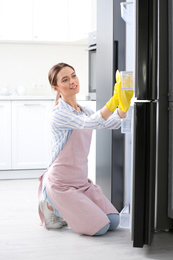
{"left": 48, "top": 63, "right": 80, "bottom": 109}
{"left": 38, "top": 62, "right": 132, "bottom": 236}
{"left": 53, "top": 66, "right": 80, "bottom": 105}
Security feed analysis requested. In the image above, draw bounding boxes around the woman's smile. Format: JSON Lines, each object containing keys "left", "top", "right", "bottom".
{"left": 71, "top": 85, "right": 78, "bottom": 90}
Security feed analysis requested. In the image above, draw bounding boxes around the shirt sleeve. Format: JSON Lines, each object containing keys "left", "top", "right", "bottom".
{"left": 97, "top": 109, "right": 122, "bottom": 129}
{"left": 51, "top": 106, "right": 121, "bottom": 130}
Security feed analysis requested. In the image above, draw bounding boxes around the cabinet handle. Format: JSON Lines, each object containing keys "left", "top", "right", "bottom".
{"left": 24, "top": 104, "right": 41, "bottom": 106}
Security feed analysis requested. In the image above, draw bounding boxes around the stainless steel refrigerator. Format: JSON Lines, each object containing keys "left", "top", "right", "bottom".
{"left": 95, "top": 0, "right": 173, "bottom": 248}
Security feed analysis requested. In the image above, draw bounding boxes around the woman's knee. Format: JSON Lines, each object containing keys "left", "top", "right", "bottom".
{"left": 93, "top": 223, "right": 110, "bottom": 236}
{"left": 107, "top": 214, "right": 120, "bottom": 231}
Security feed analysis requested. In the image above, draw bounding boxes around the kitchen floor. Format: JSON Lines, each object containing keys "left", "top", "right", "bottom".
{"left": 0, "top": 179, "right": 173, "bottom": 260}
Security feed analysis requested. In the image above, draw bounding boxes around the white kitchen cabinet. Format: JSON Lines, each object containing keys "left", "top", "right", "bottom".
{"left": 0, "top": 101, "right": 11, "bottom": 170}
{"left": 33, "top": 0, "right": 69, "bottom": 42}
{"left": 33, "top": 0, "right": 92, "bottom": 42}
{"left": 0, "top": 0, "right": 93, "bottom": 42}
{"left": 0, "top": 0, "right": 32, "bottom": 41}
{"left": 11, "top": 100, "right": 53, "bottom": 169}
{"left": 68, "top": 0, "right": 92, "bottom": 41}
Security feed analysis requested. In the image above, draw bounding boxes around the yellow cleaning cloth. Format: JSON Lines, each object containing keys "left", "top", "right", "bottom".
{"left": 116, "top": 70, "right": 134, "bottom": 112}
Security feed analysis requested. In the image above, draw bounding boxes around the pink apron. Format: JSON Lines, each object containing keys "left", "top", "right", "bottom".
{"left": 38, "top": 129, "right": 118, "bottom": 235}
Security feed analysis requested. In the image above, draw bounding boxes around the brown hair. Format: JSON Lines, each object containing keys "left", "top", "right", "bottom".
{"left": 48, "top": 62, "right": 75, "bottom": 106}
{"left": 48, "top": 62, "right": 75, "bottom": 87}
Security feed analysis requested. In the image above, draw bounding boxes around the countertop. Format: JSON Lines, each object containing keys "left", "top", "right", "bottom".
{"left": 0, "top": 95, "right": 92, "bottom": 101}
{"left": 0, "top": 95, "right": 55, "bottom": 101}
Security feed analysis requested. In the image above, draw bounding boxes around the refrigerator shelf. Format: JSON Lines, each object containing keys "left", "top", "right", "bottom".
{"left": 119, "top": 203, "right": 131, "bottom": 229}
{"left": 120, "top": 2, "right": 134, "bottom": 25}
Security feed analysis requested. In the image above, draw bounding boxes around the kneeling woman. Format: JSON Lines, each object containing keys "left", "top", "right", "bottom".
{"left": 38, "top": 62, "right": 133, "bottom": 236}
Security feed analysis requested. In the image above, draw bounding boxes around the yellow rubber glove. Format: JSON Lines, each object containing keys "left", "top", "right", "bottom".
{"left": 116, "top": 70, "right": 134, "bottom": 112}
{"left": 106, "top": 79, "right": 120, "bottom": 112}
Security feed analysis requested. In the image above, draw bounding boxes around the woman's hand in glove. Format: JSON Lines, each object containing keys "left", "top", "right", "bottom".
{"left": 102, "top": 82, "right": 119, "bottom": 119}
{"left": 102, "top": 70, "right": 133, "bottom": 120}
{"left": 105, "top": 80, "right": 119, "bottom": 112}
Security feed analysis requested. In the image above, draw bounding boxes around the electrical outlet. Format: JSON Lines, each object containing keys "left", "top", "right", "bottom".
{"left": 32, "top": 83, "right": 37, "bottom": 89}
{"left": 32, "top": 83, "right": 45, "bottom": 89}
{"left": 39, "top": 84, "right": 45, "bottom": 89}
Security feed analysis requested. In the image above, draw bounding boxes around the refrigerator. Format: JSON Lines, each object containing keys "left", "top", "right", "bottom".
{"left": 168, "top": 0, "right": 173, "bottom": 221}
{"left": 95, "top": 0, "right": 173, "bottom": 248}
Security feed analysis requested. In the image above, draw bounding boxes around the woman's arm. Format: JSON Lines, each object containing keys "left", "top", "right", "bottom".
{"left": 51, "top": 104, "right": 121, "bottom": 131}
{"left": 101, "top": 105, "right": 126, "bottom": 120}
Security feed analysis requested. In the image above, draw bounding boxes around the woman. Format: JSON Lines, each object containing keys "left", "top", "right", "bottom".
{"left": 38, "top": 62, "right": 133, "bottom": 236}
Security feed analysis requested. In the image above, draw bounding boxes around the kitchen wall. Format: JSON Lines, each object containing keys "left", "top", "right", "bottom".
{"left": 0, "top": 42, "right": 88, "bottom": 97}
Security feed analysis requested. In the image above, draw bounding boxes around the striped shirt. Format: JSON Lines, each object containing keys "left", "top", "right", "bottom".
{"left": 49, "top": 98, "right": 121, "bottom": 166}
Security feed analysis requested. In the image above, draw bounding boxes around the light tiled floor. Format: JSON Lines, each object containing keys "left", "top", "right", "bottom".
{"left": 0, "top": 179, "right": 173, "bottom": 260}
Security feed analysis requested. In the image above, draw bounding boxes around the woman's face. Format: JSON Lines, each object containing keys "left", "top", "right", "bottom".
{"left": 55, "top": 66, "right": 80, "bottom": 99}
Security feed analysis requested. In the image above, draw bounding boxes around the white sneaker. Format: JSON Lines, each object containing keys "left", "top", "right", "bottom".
{"left": 39, "top": 195, "right": 63, "bottom": 229}
{"left": 59, "top": 217, "right": 68, "bottom": 226}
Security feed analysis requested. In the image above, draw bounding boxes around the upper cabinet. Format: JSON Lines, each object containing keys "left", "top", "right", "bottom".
{"left": 32, "top": 0, "right": 69, "bottom": 42}
{"left": 0, "top": 0, "right": 33, "bottom": 41}
{"left": 0, "top": 0, "right": 96, "bottom": 43}
{"left": 68, "top": 0, "right": 92, "bottom": 41}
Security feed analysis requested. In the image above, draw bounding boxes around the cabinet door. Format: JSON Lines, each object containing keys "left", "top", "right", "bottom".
{"left": 12, "top": 101, "right": 53, "bottom": 169}
{"left": 0, "top": 0, "right": 32, "bottom": 41}
{"left": 33, "top": 0, "right": 92, "bottom": 42}
{"left": 0, "top": 101, "right": 11, "bottom": 170}
{"left": 68, "top": 0, "right": 92, "bottom": 41}
{"left": 33, "top": 0, "right": 69, "bottom": 42}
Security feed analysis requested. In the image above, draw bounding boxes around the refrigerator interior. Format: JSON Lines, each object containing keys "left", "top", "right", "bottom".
{"left": 119, "top": 0, "right": 135, "bottom": 230}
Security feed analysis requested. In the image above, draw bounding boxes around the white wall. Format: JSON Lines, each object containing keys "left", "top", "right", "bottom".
{"left": 0, "top": 43, "right": 88, "bottom": 97}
